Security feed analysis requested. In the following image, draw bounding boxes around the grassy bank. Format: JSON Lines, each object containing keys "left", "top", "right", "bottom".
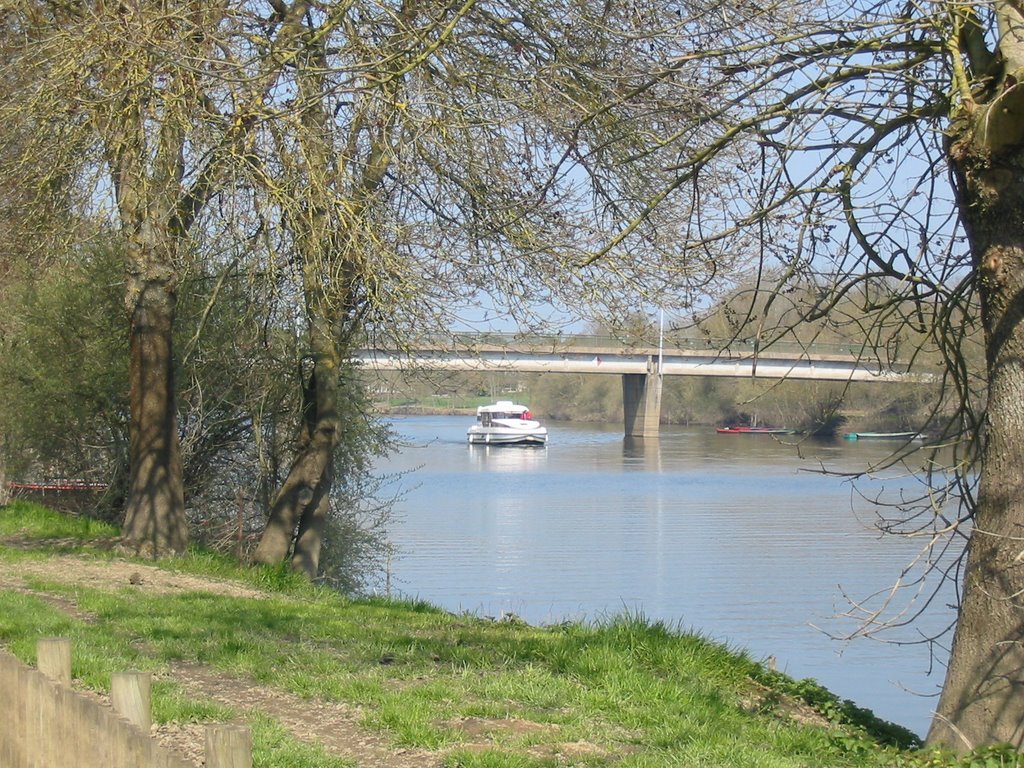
{"left": 0, "top": 501, "right": 991, "bottom": 767}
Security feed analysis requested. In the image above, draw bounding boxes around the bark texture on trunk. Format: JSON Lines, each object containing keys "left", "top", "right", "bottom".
{"left": 251, "top": 429, "right": 333, "bottom": 565}
{"left": 291, "top": 458, "right": 332, "bottom": 579}
{"left": 928, "top": 143, "right": 1024, "bottom": 749}
{"left": 253, "top": 315, "right": 340, "bottom": 570}
{"left": 121, "top": 277, "right": 188, "bottom": 555}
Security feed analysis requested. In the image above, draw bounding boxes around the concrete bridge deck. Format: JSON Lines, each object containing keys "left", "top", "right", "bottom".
{"left": 355, "top": 333, "right": 911, "bottom": 381}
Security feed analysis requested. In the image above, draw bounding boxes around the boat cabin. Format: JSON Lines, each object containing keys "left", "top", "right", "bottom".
{"left": 476, "top": 401, "right": 533, "bottom": 425}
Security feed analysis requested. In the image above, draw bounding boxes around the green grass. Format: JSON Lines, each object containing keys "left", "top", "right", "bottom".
{"left": 0, "top": 499, "right": 119, "bottom": 541}
{"left": 0, "top": 501, "right": 997, "bottom": 767}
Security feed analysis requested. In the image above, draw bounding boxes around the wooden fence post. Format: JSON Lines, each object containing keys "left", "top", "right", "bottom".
{"left": 112, "top": 671, "right": 152, "bottom": 731}
{"left": 205, "top": 724, "right": 252, "bottom": 768}
{"left": 36, "top": 637, "right": 71, "bottom": 686}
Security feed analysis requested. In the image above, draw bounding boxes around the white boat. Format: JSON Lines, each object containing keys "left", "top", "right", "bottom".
{"left": 467, "top": 401, "right": 548, "bottom": 445}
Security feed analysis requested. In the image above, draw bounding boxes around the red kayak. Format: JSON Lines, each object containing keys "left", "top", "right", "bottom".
{"left": 715, "top": 426, "right": 793, "bottom": 435}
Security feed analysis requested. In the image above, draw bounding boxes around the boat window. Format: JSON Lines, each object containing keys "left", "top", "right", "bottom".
{"left": 479, "top": 410, "right": 529, "bottom": 421}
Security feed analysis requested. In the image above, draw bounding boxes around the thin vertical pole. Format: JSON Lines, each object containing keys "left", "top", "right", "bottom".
{"left": 657, "top": 309, "right": 665, "bottom": 375}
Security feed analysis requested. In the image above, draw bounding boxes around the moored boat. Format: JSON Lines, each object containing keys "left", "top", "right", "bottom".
{"left": 715, "top": 426, "right": 793, "bottom": 435}
{"left": 843, "top": 431, "right": 925, "bottom": 441}
{"left": 467, "top": 401, "right": 548, "bottom": 445}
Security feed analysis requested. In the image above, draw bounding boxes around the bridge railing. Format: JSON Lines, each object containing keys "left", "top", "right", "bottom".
{"left": 372, "top": 332, "right": 877, "bottom": 360}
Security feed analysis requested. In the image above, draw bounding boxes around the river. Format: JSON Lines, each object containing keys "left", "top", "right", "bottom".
{"left": 374, "top": 414, "right": 961, "bottom": 739}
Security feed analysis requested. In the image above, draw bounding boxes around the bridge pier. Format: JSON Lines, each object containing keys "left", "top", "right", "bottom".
{"left": 622, "top": 371, "right": 663, "bottom": 438}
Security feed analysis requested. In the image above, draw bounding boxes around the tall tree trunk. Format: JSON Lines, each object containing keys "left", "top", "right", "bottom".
{"left": 253, "top": 314, "right": 341, "bottom": 569}
{"left": 927, "top": 143, "right": 1024, "bottom": 748}
{"left": 121, "top": 275, "right": 188, "bottom": 555}
{"left": 291, "top": 454, "right": 333, "bottom": 579}
{"left": 251, "top": 424, "right": 333, "bottom": 565}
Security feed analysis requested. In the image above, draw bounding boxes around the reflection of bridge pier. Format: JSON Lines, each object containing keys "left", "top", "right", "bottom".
{"left": 623, "top": 369, "right": 663, "bottom": 438}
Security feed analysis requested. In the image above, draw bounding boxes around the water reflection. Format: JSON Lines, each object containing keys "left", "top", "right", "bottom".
{"left": 622, "top": 436, "right": 662, "bottom": 472}
{"left": 468, "top": 444, "right": 548, "bottom": 471}
{"left": 380, "top": 416, "right": 960, "bottom": 738}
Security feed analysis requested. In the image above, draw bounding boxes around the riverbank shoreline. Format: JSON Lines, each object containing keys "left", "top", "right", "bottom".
{"left": 0, "top": 499, "right": 930, "bottom": 767}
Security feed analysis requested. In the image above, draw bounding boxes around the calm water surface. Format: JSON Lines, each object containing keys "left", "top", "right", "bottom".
{"left": 376, "top": 415, "right": 960, "bottom": 738}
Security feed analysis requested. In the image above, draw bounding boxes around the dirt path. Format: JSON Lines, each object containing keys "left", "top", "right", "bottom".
{"left": 162, "top": 661, "right": 442, "bottom": 767}
{"left": 0, "top": 548, "right": 444, "bottom": 767}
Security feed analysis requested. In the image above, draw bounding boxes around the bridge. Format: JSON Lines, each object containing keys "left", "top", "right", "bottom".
{"left": 354, "top": 333, "right": 921, "bottom": 437}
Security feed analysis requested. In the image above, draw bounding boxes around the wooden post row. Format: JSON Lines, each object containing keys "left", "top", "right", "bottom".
{"left": 20, "top": 638, "right": 253, "bottom": 768}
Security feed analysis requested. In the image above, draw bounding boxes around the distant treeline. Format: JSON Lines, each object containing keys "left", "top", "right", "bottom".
{"left": 370, "top": 369, "right": 943, "bottom": 436}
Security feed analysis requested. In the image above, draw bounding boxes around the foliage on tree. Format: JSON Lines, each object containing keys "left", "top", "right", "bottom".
{"left": 0, "top": 246, "right": 129, "bottom": 504}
